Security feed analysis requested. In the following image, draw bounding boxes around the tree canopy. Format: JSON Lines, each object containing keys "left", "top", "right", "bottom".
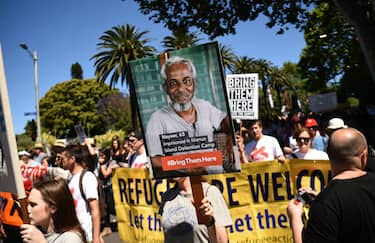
{"left": 91, "top": 24, "right": 156, "bottom": 129}
{"left": 162, "top": 29, "right": 201, "bottom": 51}
{"left": 39, "top": 79, "right": 115, "bottom": 138}
{"left": 134, "top": 0, "right": 375, "bottom": 87}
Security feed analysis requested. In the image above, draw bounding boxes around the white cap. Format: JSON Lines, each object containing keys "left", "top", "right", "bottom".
{"left": 327, "top": 118, "right": 348, "bottom": 130}
{"left": 18, "top": 150, "right": 31, "bottom": 157}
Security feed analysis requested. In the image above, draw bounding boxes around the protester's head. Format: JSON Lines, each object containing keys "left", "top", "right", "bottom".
{"left": 128, "top": 130, "right": 144, "bottom": 152}
{"left": 296, "top": 128, "right": 313, "bottom": 153}
{"left": 161, "top": 56, "right": 196, "bottom": 112}
{"left": 122, "top": 136, "right": 132, "bottom": 153}
{"left": 19, "top": 151, "right": 32, "bottom": 163}
{"left": 304, "top": 118, "right": 319, "bottom": 136}
{"left": 61, "top": 144, "right": 84, "bottom": 171}
{"left": 111, "top": 136, "right": 121, "bottom": 152}
{"left": 327, "top": 128, "right": 368, "bottom": 173}
{"left": 28, "top": 179, "right": 86, "bottom": 241}
{"left": 248, "top": 120, "right": 263, "bottom": 140}
{"left": 99, "top": 148, "right": 110, "bottom": 164}
{"left": 51, "top": 141, "right": 66, "bottom": 167}
{"left": 326, "top": 118, "right": 347, "bottom": 136}
{"left": 34, "top": 143, "right": 44, "bottom": 154}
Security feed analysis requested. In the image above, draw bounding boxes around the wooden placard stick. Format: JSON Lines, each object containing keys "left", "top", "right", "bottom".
{"left": 190, "top": 175, "right": 210, "bottom": 225}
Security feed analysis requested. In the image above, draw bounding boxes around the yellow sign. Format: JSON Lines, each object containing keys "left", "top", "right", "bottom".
{"left": 112, "top": 159, "right": 331, "bottom": 243}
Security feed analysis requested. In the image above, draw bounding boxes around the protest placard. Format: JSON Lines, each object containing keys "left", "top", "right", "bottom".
{"left": 129, "top": 42, "right": 240, "bottom": 179}
{"left": 226, "top": 73, "right": 259, "bottom": 120}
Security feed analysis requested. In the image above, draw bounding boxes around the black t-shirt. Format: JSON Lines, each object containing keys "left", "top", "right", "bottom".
{"left": 303, "top": 172, "right": 375, "bottom": 243}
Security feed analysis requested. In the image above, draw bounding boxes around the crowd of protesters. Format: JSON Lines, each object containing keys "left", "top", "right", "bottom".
{"left": 3, "top": 108, "right": 375, "bottom": 243}
{"left": 235, "top": 109, "right": 375, "bottom": 164}
{"left": 10, "top": 130, "right": 149, "bottom": 243}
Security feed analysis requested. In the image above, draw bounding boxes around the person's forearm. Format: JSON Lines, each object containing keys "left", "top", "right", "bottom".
{"left": 207, "top": 225, "right": 218, "bottom": 243}
{"left": 214, "top": 226, "right": 229, "bottom": 243}
{"left": 89, "top": 200, "right": 101, "bottom": 243}
{"left": 100, "top": 164, "right": 112, "bottom": 177}
{"left": 290, "top": 215, "right": 304, "bottom": 243}
{"left": 239, "top": 149, "right": 249, "bottom": 163}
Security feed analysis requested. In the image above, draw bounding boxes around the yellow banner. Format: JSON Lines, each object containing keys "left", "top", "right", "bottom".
{"left": 112, "top": 159, "right": 331, "bottom": 243}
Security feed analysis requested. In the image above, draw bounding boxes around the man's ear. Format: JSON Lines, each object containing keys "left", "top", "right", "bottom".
{"left": 360, "top": 148, "right": 368, "bottom": 169}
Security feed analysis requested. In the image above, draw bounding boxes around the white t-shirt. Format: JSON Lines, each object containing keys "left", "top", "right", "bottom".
{"left": 68, "top": 170, "right": 98, "bottom": 241}
{"left": 130, "top": 152, "right": 149, "bottom": 168}
{"left": 289, "top": 149, "right": 329, "bottom": 160}
{"left": 244, "top": 135, "right": 284, "bottom": 162}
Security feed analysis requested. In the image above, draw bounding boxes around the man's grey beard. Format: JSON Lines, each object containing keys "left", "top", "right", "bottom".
{"left": 169, "top": 101, "right": 192, "bottom": 112}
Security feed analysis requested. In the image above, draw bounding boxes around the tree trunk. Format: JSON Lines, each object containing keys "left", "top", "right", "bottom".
{"left": 334, "top": 0, "right": 375, "bottom": 87}
{"left": 127, "top": 73, "right": 139, "bottom": 131}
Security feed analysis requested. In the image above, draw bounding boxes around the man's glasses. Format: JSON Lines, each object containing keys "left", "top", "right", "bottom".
{"left": 55, "top": 156, "right": 62, "bottom": 161}
{"left": 297, "top": 137, "right": 311, "bottom": 143}
{"left": 165, "top": 77, "right": 194, "bottom": 89}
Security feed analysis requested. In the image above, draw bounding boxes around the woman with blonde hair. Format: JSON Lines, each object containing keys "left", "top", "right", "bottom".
{"left": 20, "top": 179, "right": 87, "bottom": 243}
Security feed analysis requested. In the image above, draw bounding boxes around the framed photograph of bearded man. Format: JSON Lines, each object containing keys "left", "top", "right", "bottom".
{"left": 129, "top": 42, "right": 241, "bottom": 179}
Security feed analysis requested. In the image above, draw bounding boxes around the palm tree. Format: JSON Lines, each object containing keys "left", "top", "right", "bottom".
{"left": 91, "top": 24, "right": 156, "bottom": 129}
{"left": 162, "top": 29, "right": 201, "bottom": 51}
{"left": 233, "top": 56, "right": 255, "bottom": 74}
{"left": 269, "top": 67, "right": 291, "bottom": 111}
{"left": 219, "top": 44, "right": 237, "bottom": 72}
{"left": 251, "top": 59, "right": 273, "bottom": 118}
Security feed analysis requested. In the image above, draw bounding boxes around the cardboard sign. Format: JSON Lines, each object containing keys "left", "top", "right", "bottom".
{"left": 74, "top": 124, "right": 86, "bottom": 144}
{"left": 226, "top": 73, "right": 259, "bottom": 119}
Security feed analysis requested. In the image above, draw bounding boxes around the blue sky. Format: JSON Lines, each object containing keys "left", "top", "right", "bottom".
{"left": 0, "top": 0, "right": 305, "bottom": 135}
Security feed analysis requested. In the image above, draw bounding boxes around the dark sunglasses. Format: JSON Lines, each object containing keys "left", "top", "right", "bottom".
{"left": 297, "top": 137, "right": 311, "bottom": 143}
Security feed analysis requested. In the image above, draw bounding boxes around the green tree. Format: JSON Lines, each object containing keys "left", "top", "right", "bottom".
{"left": 24, "top": 119, "right": 37, "bottom": 141}
{"left": 134, "top": 0, "right": 375, "bottom": 87}
{"left": 298, "top": 2, "right": 375, "bottom": 104}
{"left": 39, "top": 79, "right": 115, "bottom": 138}
{"left": 97, "top": 92, "right": 133, "bottom": 133}
{"left": 251, "top": 59, "right": 273, "bottom": 117}
{"left": 91, "top": 24, "right": 156, "bottom": 129}
{"left": 233, "top": 56, "right": 255, "bottom": 74}
{"left": 299, "top": 2, "right": 353, "bottom": 91}
{"left": 219, "top": 43, "right": 237, "bottom": 72}
{"left": 269, "top": 67, "right": 291, "bottom": 111}
{"left": 280, "top": 62, "right": 309, "bottom": 110}
{"left": 71, "top": 62, "right": 83, "bottom": 79}
{"left": 162, "top": 28, "right": 201, "bottom": 51}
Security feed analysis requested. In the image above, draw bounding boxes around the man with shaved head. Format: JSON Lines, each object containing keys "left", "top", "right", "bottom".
{"left": 287, "top": 128, "right": 375, "bottom": 243}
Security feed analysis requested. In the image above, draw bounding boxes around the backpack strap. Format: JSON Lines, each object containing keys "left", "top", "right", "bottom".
{"left": 128, "top": 153, "right": 136, "bottom": 168}
{"left": 79, "top": 169, "right": 90, "bottom": 212}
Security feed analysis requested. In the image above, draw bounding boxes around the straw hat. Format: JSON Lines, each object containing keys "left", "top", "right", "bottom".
{"left": 34, "top": 143, "right": 43, "bottom": 149}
